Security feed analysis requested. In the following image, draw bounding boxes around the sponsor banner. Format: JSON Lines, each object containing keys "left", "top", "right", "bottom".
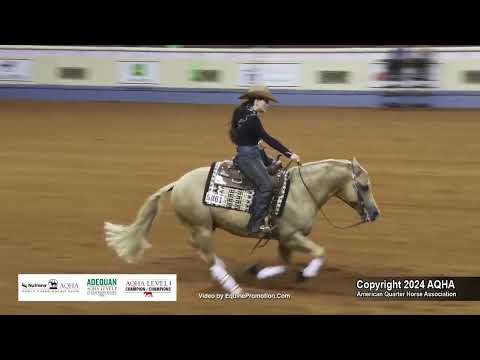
{"left": 118, "top": 61, "right": 160, "bottom": 84}
{"left": 368, "top": 52, "right": 440, "bottom": 89}
{"left": 18, "top": 274, "right": 176, "bottom": 302}
{"left": 239, "top": 63, "right": 300, "bottom": 88}
{"left": 0, "top": 59, "right": 33, "bottom": 81}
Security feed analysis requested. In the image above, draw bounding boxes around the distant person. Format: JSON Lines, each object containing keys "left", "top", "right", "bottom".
{"left": 386, "top": 47, "right": 407, "bottom": 85}
{"left": 414, "top": 47, "right": 433, "bottom": 82}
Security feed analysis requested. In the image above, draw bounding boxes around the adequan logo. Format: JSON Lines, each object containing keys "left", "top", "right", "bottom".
{"left": 86, "top": 278, "right": 118, "bottom": 297}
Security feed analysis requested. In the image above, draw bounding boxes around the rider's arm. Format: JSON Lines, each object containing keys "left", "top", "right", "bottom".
{"left": 251, "top": 116, "right": 292, "bottom": 158}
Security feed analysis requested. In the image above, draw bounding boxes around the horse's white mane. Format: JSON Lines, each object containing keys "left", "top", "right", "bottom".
{"left": 289, "top": 159, "right": 368, "bottom": 175}
{"left": 287, "top": 159, "right": 350, "bottom": 176}
{"left": 304, "top": 159, "right": 352, "bottom": 167}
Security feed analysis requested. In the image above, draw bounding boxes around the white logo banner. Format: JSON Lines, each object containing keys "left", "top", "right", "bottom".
{"left": 118, "top": 61, "right": 160, "bottom": 84}
{"left": 18, "top": 274, "right": 176, "bottom": 302}
{"left": 239, "top": 63, "right": 300, "bottom": 87}
{"left": 0, "top": 59, "right": 33, "bottom": 81}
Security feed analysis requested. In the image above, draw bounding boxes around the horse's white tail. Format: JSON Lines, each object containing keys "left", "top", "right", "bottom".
{"left": 104, "top": 182, "right": 176, "bottom": 263}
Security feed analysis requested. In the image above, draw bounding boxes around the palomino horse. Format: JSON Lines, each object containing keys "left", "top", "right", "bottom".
{"left": 105, "top": 157, "right": 380, "bottom": 294}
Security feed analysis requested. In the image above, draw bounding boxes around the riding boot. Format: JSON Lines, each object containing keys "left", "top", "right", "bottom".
{"left": 247, "top": 190, "right": 274, "bottom": 234}
{"left": 235, "top": 146, "right": 274, "bottom": 236}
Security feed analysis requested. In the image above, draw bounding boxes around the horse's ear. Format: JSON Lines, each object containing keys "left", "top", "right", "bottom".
{"left": 352, "top": 157, "right": 361, "bottom": 174}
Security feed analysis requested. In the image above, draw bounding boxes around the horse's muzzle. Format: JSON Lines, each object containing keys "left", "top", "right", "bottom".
{"left": 365, "top": 207, "right": 380, "bottom": 222}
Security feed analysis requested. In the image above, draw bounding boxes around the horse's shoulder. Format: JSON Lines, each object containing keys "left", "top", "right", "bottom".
{"left": 190, "top": 166, "right": 211, "bottom": 176}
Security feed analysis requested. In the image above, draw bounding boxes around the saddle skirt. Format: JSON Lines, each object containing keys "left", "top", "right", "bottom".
{"left": 202, "top": 160, "right": 290, "bottom": 217}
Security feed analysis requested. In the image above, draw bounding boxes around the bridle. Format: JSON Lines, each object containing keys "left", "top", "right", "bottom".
{"left": 296, "top": 160, "right": 369, "bottom": 229}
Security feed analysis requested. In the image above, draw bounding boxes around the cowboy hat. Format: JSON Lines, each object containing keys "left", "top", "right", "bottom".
{"left": 239, "top": 85, "right": 278, "bottom": 103}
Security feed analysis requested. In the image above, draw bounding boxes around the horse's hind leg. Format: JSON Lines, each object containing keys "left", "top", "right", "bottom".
{"left": 189, "top": 226, "right": 242, "bottom": 294}
{"left": 189, "top": 226, "right": 216, "bottom": 266}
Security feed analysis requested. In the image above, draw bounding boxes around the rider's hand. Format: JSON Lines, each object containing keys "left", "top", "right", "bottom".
{"left": 290, "top": 153, "right": 301, "bottom": 163}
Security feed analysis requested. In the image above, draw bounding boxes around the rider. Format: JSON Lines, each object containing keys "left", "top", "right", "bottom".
{"left": 229, "top": 85, "right": 301, "bottom": 235}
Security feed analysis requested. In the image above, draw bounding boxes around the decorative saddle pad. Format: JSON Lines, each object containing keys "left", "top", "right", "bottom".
{"left": 202, "top": 160, "right": 290, "bottom": 217}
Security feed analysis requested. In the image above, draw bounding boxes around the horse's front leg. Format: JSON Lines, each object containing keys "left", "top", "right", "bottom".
{"left": 286, "top": 232, "right": 326, "bottom": 281}
{"left": 247, "top": 231, "right": 325, "bottom": 281}
{"left": 249, "top": 242, "right": 292, "bottom": 280}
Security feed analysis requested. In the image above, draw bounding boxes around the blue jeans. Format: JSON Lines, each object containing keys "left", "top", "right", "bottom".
{"left": 234, "top": 146, "right": 274, "bottom": 233}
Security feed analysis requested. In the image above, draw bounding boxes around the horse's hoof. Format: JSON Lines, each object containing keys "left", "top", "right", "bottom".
{"left": 231, "top": 286, "right": 243, "bottom": 295}
{"left": 296, "top": 271, "right": 307, "bottom": 282}
{"left": 246, "top": 264, "right": 260, "bottom": 276}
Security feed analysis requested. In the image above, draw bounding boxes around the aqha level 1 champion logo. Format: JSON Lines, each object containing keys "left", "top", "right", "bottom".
{"left": 87, "top": 278, "right": 118, "bottom": 297}
{"left": 125, "top": 279, "right": 173, "bottom": 297}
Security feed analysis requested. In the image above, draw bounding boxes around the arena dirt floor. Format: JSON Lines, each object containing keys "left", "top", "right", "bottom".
{"left": 2, "top": 100, "right": 480, "bottom": 314}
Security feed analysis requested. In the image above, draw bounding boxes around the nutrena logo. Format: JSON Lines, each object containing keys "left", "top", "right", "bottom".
{"left": 22, "top": 282, "right": 47, "bottom": 288}
{"left": 87, "top": 278, "right": 117, "bottom": 286}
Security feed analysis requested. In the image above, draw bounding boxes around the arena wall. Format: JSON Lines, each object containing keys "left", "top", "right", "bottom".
{"left": 1, "top": 46, "right": 480, "bottom": 108}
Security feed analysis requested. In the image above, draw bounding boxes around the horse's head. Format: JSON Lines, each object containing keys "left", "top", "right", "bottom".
{"left": 336, "top": 157, "right": 380, "bottom": 223}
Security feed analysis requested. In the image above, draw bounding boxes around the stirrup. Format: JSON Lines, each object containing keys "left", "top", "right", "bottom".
{"left": 249, "top": 224, "right": 278, "bottom": 254}
{"left": 247, "top": 224, "right": 272, "bottom": 237}
{"left": 263, "top": 214, "right": 277, "bottom": 231}
{"left": 250, "top": 229, "right": 271, "bottom": 254}
{"left": 259, "top": 224, "right": 273, "bottom": 233}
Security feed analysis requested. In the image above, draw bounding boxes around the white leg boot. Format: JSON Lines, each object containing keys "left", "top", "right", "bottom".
{"left": 302, "top": 258, "right": 324, "bottom": 278}
{"left": 214, "top": 256, "right": 226, "bottom": 269}
{"left": 210, "top": 264, "right": 242, "bottom": 294}
{"left": 257, "top": 265, "right": 287, "bottom": 280}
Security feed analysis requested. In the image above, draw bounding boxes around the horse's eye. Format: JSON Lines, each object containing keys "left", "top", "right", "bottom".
{"left": 360, "top": 184, "right": 370, "bottom": 192}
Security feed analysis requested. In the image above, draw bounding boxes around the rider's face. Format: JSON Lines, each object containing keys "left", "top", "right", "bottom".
{"left": 254, "top": 99, "right": 269, "bottom": 113}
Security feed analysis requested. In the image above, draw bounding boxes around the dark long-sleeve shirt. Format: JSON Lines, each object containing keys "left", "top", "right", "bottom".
{"left": 230, "top": 104, "right": 292, "bottom": 157}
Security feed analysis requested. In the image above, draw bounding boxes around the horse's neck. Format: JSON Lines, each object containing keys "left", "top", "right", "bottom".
{"left": 292, "top": 160, "right": 350, "bottom": 208}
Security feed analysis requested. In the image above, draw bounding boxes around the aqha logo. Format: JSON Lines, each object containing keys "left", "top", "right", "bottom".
{"left": 48, "top": 279, "right": 58, "bottom": 290}
{"left": 59, "top": 282, "right": 79, "bottom": 292}
{"left": 144, "top": 291, "right": 153, "bottom": 298}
